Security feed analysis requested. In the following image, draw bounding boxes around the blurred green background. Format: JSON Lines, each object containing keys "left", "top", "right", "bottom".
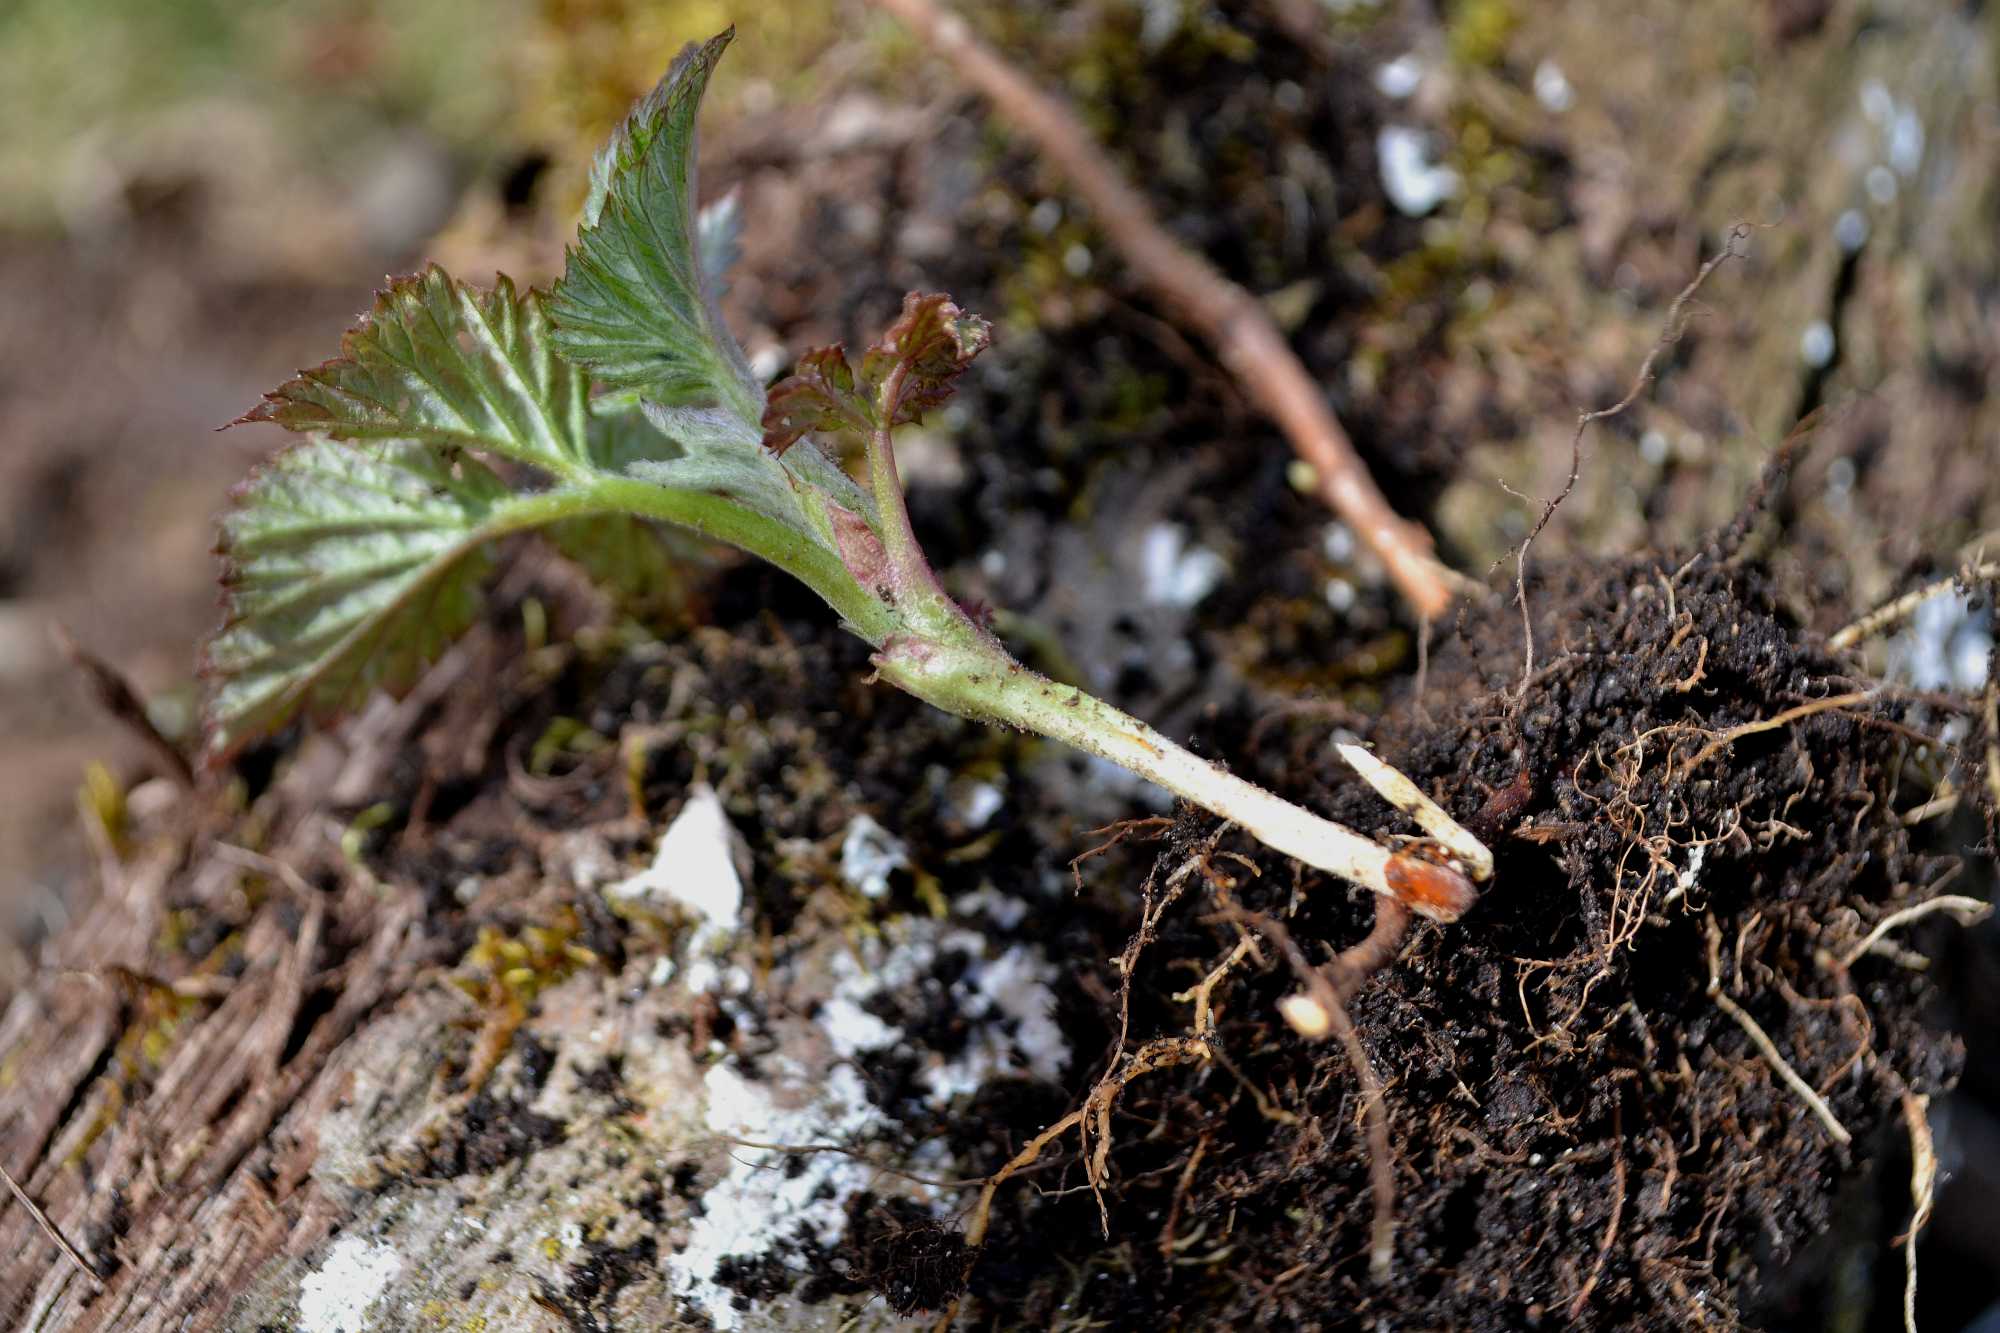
{"left": 0, "top": 0, "right": 843, "bottom": 966}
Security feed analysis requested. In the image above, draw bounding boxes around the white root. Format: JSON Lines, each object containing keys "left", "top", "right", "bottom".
{"left": 1837, "top": 895, "right": 1992, "bottom": 971}
{"left": 1828, "top": 560, "right": 2000, "bottom": 651}
{"left": 1335, "top": 742, "right": 1494, "bottom": 880}
{"left": 1901, "top": 1092, "right": 1936, "bottom": 1333}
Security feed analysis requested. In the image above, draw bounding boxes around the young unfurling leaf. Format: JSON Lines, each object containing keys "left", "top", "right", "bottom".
{"left": 760, "top": 345, "right": 872, "bottom": 456}
{"left": 862, "top": 292, "right": 993, "bottom": 427}
{"left": 760, "top": 294, "right": 992, "bottom": 456}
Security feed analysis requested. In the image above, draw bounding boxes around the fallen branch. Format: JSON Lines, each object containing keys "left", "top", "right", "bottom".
{"left": 866, "top": 0, "right": 1463, "bottom": 621}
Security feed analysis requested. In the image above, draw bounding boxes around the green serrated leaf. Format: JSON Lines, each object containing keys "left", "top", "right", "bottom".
{"left": 203, "top": 437, "right": 525, "bottom": 758}
{"left": 550, "top": 29, "right": 761, "bottom": 423}
{"left": 237, "top": 266, "right": 655, "bottom": 478}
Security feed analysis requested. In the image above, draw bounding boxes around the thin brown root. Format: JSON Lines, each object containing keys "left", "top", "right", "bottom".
{"left": 1568, "top": 1105, "right": 1627, "bottom": 1320}
{"left": 1509, "top": 224, "right": 1751, "bottom": 699}
{"left": 0, "top": 1161, "right": 104, "bottom": 1290}
{"left": 1249, "top": 911, "right": 1399, "bottom": 1283}
{"left": 1899, "top": 1091, "right": 1936, "bottom": 1333}
{"left": 1716, "top": 404, "right": 1827, "bottom": 560}
{"left": 1837, "top": 894, "right": 1991, "bottom": 970}
{"left": 1328, "top": 901, "right": 1413, "bottom": 1006}
{"left": 1667, "top": 637, "right": 1710, "bottom": 693}
{"left": 1173, "top": 935, "right": 1258, "bottom": 1037}
{"left": 1829, "top": 560, "right": 2000, "bottom": 651}
{"left": 1683, "top": 690, "right": 1876, "bottom": 773}
{"left": 961, "top": 1036, "right": 1211, "bottom": 1251}
{"left": 1158, "top": 1133, "right": 1211, "bottom": 1260}
{"left": 1704, "top": 919, "right": 1852, "bottom": 1147}
{"left": 1068, "top": 816, "right": 1174, "bottom": 895}
{"left": 1899, "top": 779, "right": 1959, "bottom": 827}
{"left": 866, "top": 0, "right": 1463, "bottom": 621}
{"left": 1331, "top": 989, "right": 1396, "bottom": 1283}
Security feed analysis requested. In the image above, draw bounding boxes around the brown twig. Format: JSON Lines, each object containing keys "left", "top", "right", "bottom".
{"left": 867, "top": 0, "right": 1462, "bottom": 621}
{"left": 1, "top": 1161, "right": 105, "bottom": 1290}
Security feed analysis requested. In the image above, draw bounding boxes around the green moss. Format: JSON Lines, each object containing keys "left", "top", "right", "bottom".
{"left": 452, "top": 909, "right": 599, "bottom": 1010}
{"left": 1446, "top": 0, "right": 1519, "bottom": 70}
{"left": 75, "top": 761, "right": 128, "bottom": 858}
{"left": 530, "top": 716, "right": 613, "bottom": 775}
{"left": 341, "top": 801, "right": 397, "bottom": 866}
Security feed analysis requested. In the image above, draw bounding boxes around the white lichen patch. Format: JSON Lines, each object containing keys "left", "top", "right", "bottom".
{"left": 1139, "top": 522, "right": 1227, "bottom": 609}
{"left": 952, "top": 884, "right": 1031, "bottom": 930}
{"left": 670, "top": 1060, "right": 886, "bottom": 1329}
{"left": 841, "top": 813, "right": 910, "bottom": 899}
{"left": 923, "top": 944, "right": 1069, "bottom": 1104}
{"left": 1376, "top": 125, "right": 1460, "bottom": 216}
{"left": 607, "top": 784, "right": 747, "bottom": 950}
{"left": 297, "top": 1234, "right": 401, "bottom": 1333}
{"left": 664, "top": 816, "right": 1073, "bottom": 1329}
{"left": 823, "top": 918, "right": 1071, "bottom": 1108}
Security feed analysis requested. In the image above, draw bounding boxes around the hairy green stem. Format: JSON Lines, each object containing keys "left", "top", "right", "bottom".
{"left": 509, "top": 479, "right": 900, "bottom": 645}
{"left": 537, "top": 475, "right": 1476, "bottom": 918}
{"left": 868, "top": 633, "right": 1466, "bottom": 915}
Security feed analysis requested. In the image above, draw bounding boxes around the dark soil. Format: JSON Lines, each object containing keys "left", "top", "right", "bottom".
{"left": 933, "top": 537, "right": 1966, "bottom": 1330}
